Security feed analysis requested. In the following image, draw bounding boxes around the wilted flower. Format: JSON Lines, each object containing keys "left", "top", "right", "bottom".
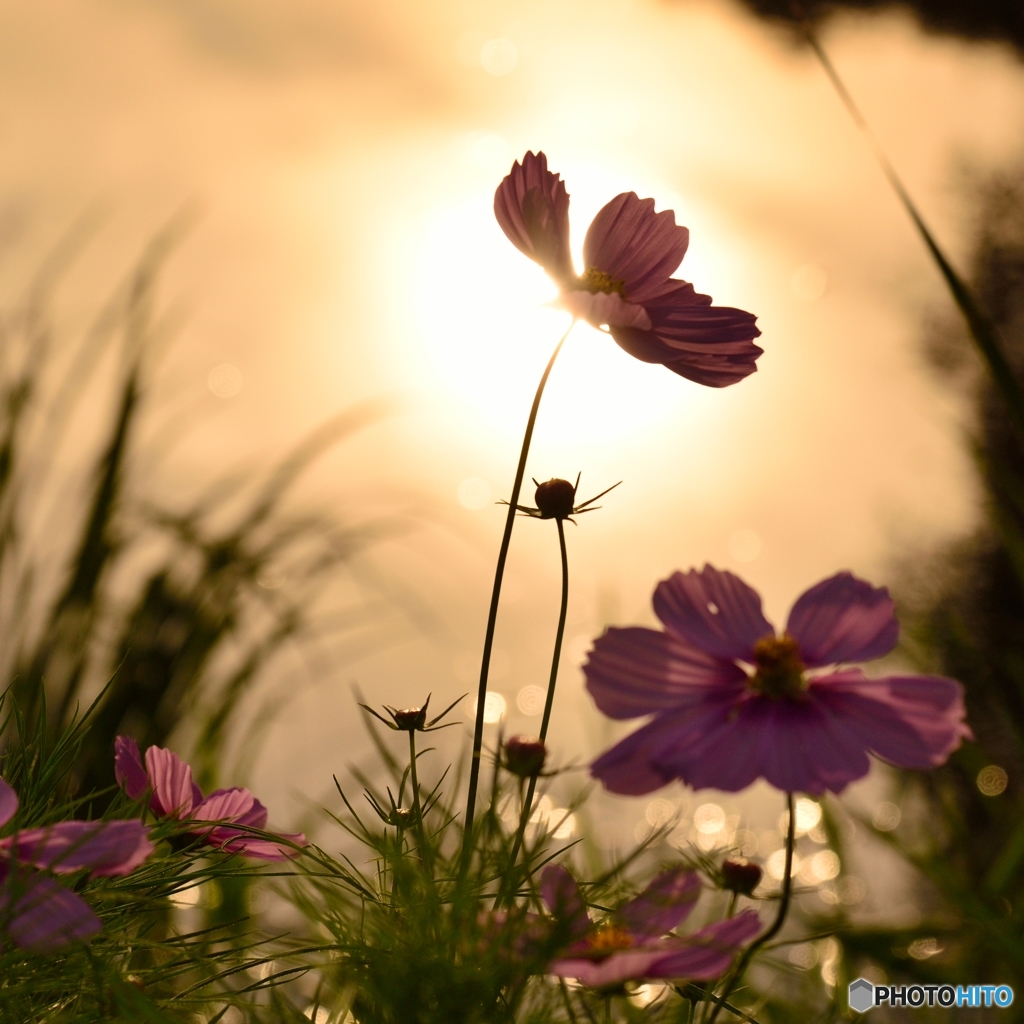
{"left": 720, "top": 859, "right": 762, "bottom": 897}
{"left": 0, "top": 776, "right": 153, "bottom": 950}
{"left": 495, "top": 151, "right": 763, "bottom": 387}
{"left": 540, "top": 864, "right": 759, "bottom": 989}
{"left": 114, "top": 737, "right": 305, "bottom": 860}
{"left": 585, "top": 566, "right": 972, "bottom": 796}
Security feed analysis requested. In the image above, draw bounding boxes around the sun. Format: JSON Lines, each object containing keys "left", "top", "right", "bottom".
{"left": 403, "top": 159, "right": 741, "bottom": 454}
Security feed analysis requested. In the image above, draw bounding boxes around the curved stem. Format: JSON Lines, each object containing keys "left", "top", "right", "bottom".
{"left": 499, "top": 516, "right": 570, "bottom": 904}
{"left": 461, "top": 320, "right": 575, "bottom": 871}
{"left": 704, "top": 792, "right": 795, "bottom": 1024}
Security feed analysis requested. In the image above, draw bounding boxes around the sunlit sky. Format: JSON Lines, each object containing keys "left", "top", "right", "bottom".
{"left": 3, "top": 0, "right": 1023, "bottom": 860}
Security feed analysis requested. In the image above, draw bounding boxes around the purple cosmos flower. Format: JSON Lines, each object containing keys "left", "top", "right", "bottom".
{"left": 0, "top": 776, "right": 153, "bottom": 950}
{"left": 494, "top": 151, "right": 763, "bottom": 387}
{"left": 114, "top": 737, "right": 306, "bottom": 861}
{"left": 539, "top": 864, "right": 760, "bottom": 989}
{"left": 586, "top": 566, "right": 972, "bottom": 796}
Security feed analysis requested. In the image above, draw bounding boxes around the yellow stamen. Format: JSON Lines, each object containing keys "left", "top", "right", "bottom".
{"left": 587, "top": 925, "right": 634, "bottom": 956}
{"left": 749, "top": 634, "right": 807, "bottom": 700}
{"left": 578, "top": 266, "right": 626, "bottom": 297}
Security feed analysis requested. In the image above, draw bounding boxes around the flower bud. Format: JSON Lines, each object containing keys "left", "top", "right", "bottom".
{"left": 505, "top": 735, "right": 547, "bottom": 777}
{"left": 392, "top": 707, "right": 427, "bottom": 731}
{"left": 390, "top": 806, "right": 418, "bottom": 828}
{"left": 534, "top": 478, "right": 576, "bottom": 520}
{"left": 721, "top": 858, "right": 762, "bottom": 896}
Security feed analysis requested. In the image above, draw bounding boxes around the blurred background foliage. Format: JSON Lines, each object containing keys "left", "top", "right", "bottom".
{"left": 0, "top": 222, "right": 409, "bottom": 805}
{"left": 728, "top": 0, "right": 1024, "bottom": 56}
{"left": 744, "top": 166, "right": 1024, "bottom": 1020}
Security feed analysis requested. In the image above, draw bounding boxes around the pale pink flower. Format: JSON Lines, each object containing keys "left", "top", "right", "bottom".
{"left": 115, "top": 737, "right": 305, "bottom": 860}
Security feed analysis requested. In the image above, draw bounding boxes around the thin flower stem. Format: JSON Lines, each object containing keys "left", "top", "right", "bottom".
{"left": 539, "top": 517, "right": 569, "bottom": 744}
{"left": 461, "top": 320, "right": 576, "bottom": 871}
{"left": 791, "top": 1, "right": 1024, "bottom": 445}
{"left": 408, "top": 731, "right": 421, "bottom": 820}
{"left": 499, "top": 516, "right": 569, "bottom": 905}
{"left": 704, "top": 792, "right": 795, "bottom": 1024}
{"left": 408, "top": 731, "right": 432, "bottom": 871}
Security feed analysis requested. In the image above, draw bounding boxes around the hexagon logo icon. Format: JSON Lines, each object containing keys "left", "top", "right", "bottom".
{"left": 849, "top": 978, "right": 874, "bottom": 1013}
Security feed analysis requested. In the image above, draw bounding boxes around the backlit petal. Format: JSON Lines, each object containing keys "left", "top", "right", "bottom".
{"left": 584, "top": 626, "right": 745, "bottom": 721}
{"left": 113, "top": 736, "right": 149, "bottom": 801}
{"left": 583, "top": 193, "right": 689, "bottom": 302}
{"left": 812, "top": 671, "right": 971, "bottom": 769}
{"left": 494, "top": 151, "right": 573, "bottom": 282}
{"left": 539, "top": 865, "right": 591, "bottom": 939}
{"left": 6, "top": 820, "right": 153, "bottom": 877}
{"left": 646, "top": 911, "right": 761, "bottom": 980}
{"left": 617, "top": 868, "right": 701, "bottom": 938}
{"left": 560, "top": 289, "right": 651, "bottom": 330}
{"left": 0, "top": 867, "right": 100, "bottom": 950}
{"left": 654, "top": 566, "right": 773, "bottom": 660}
{"left": 144, "top": 746, "right": 200, "bottom": 818}
{"left": 0, "top": 777, "right": 18, "bottom": 828}
{"left": 786, "top": 573, "right": 899, "bottom": 667}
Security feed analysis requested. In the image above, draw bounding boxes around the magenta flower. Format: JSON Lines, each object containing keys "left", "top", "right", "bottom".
{"left": 586, "top": 567, "right": 972, "bottom": 796}
{"left": 494, "top": 151, "right": 763, "bottom": 387}
{"left": 114, "top": 737, "right": 306, "bottom": 861}
{"left": 0, "top": 776, "right": 153, "bottom": 950}
{"left": 540, "top": 864, "right": 759, "bottom": 988}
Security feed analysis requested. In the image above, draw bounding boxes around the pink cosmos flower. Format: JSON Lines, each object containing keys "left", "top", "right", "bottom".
{"left": 494, "top": 151, "right": 763, "bottom": 387}
{"left": 586, "top": 567, "right": 972, "bottom": 796}
{"left": 0, "top": 776, "right": 153, "bottom": 950}
{"left": 539, "top": 864, "right": 760, "bottom": 989}
{"left": 114, "top": 737, "right": 306, "bottom": 861}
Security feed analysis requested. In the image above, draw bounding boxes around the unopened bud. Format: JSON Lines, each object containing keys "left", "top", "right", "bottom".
{"left": 392, "top": 707, "right": 427, "bottom": 731}
{"left": 391, "top": 807, "right": 418, "bottom": 828}
{"left": 534, "top": 479, "right": 576, "bottom": 520}
{"left": 505, "top": 735, "right": 547, "bottom": 777}
{"left": 721, "top": 858, "right": 762, "bottom": 896}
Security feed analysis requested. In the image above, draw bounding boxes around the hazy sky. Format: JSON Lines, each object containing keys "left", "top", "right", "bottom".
{"left": 3, "top": 0, "right": 1023, "bottom": 850}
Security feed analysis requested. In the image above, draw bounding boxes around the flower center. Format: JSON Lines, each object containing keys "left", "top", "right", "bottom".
{"left": 749, "top": 634, "right": 807, "bottom": 700}
{"left": 577, "top": 266, "right": 626, "bottom": 297}
{"left": 585, "top": 925, "right": 634, "bottom": 959}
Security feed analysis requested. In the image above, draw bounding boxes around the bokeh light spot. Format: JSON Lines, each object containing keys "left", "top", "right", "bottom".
{"left": 480, "top": 38, "right": 517, "bottom": 75}
{"left": 977, "top": 765, "right": 1008, "bottom": 796}
{"left": 516, "top": 684, "right": 545, "bottom": 715}
{"left": 872, "top": 801, "right": 901, "bottom": 831}
{"left": 458, "top": 476, "right": 492, "bottom": 509}
{"left": 208, "top": 363, "right": 242, "bottom": 398}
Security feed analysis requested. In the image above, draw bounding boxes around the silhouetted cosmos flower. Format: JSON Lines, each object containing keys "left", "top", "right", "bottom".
{"left": 585, "top": 566, "right": 971, "bottom": 796}
{"left": 539, "top": 863, "right": 759, "bottom": 988}
{"left": 494, "top": 151, "right": 763, "bottom": 387}
{"left": 0, "top": 776, "right": 153, "bottom": 950}
{"left": 115, "top": 737, "right": 305, "bottom": 861}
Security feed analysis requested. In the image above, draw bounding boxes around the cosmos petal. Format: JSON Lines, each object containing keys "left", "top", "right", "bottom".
{"left": 584, "top": 626, "right": 745, "bottom": 721}
{"left": 654, "top": 566, "right": 774, "bottom": 660}
{"left": 583, "top": 193, "right": 690, "bottom": 302}
{"left": 616, "top": 868, "right": 701, "bottom": 938}
{"left": 786, "top": 573, "right": 899, "bottom": 667}
{"left": 0, "top": 777, "right": 18, "bottom": 829}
